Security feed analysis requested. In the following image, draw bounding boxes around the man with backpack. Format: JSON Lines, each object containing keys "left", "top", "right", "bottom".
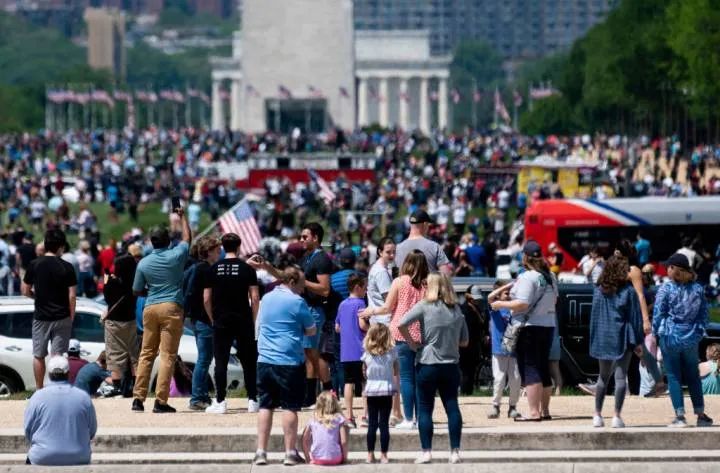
{"left": 184, "top": 236, "right": 222, "bottom": 410}
{"left": 204, "top": 233, "right": 260, "bottom": 414}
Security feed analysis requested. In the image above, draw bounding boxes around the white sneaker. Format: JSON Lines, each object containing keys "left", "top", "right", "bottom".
{"left": 414, "top": 452, "right": 432, "bottom": 464}
{"left": 205, "top": 399, "right": 227, "bottom": 414}
{"left": 449, "top": 450, "right": 461, "bottom": 464}
{"left": 248, "top": 399, "right": 259, "bottom": 413}
{"left": 395, "top": 419, "right": 415, "bottom": 430}
{"left": 592, "top": 415, "right": 604, "bottom": 428}
{"left": 611, "top": 416, "right": 625, "bottom": 428}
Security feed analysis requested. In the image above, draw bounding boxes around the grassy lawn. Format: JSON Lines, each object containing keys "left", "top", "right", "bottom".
{"left": 711, "top": 306, "right": 720, "bottom": 324}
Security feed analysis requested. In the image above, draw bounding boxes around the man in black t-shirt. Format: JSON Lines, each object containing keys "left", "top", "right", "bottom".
{"left": 21, "top": 229, "right": 77, "bottom": 390}
{"left": 203, "top": 233, "right": 260, "bottom": 414}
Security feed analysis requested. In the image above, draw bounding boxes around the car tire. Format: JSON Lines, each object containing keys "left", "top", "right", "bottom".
{"left": 0, "top": 371, "right": 20, "bottom": 398}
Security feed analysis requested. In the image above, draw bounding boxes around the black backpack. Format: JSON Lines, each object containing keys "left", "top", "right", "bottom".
{"left": 181, "top": 263, "right": 199, "bottom": 318}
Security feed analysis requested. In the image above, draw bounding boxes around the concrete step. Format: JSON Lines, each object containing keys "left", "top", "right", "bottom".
{"left": 2, "top": 427, "right": 720, "bottom": 454}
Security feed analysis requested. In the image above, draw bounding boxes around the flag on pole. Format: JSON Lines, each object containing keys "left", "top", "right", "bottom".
{"left": 172, "top": 91, "right": 185, "bottom": 103}
{"left": 199, "top": 92, "right": 210, "bottom": 104}
{"left": 219, "top": 89, "right": 230, "bottom": 100}
{"left": 369, "top": 86, "right": 380, "bottom": 102}
{"left": 529, "top": 85, "right": 559, "bottom": 99}
{"left": 187, "top": 88, "right": 201, "bottom": 98}
{"left": 308, "top": 85, "right": 324, "bottom": 98}
{"left": 473, "top": 89, "right": 482, "bottom": 103}
{"left": 278, "top": 85, "right": 293, "bottom": 99}
{"left": 429, "top": 90, "right": 439, "bottom": 102}
{"left": 494, "top": 88, "right": 511, "bottom": 123}
{"left": 513, "top": 89, "right": 523, "bottom": 107}
{"left": 113, "top": 90, "right": 132, "bottom": 102}
{"left": 218, "top": 201, "right": 262, "bottom": 256}
{"left": 308, "top": 169, "right": 336, "bottom": 206}
{"left": 339, "top": 86, "right": 350, "bottom": 98}
{"left": 451, "top": 88, "right": 461, "bottom": 104}
{"left": 399, "top": 90, "right": 411, "bottom": 103}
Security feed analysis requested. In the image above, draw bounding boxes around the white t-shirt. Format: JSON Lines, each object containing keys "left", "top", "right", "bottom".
{"left": 509, "top": 270, "right": 558, "bottom": 327}
{"left": 579, "top": 255, "right": 604, "bottom": 284}
{"left": 498, "top": 189, "right": 510, "bottom": 210}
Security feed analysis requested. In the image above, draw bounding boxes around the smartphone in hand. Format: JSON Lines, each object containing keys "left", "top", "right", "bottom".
{"left": 171, "top": 196, "right": 182, "bottom": 212}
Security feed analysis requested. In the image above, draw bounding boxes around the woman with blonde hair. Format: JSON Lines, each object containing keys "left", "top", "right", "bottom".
{"left": 653, "top": 253, "right": 713, "bottom": 427}
{"left": 397, "top": 272, "right": 469, "bottom": 464}
{"left": 360, "top": 250, "right": 429, "bottom": 429}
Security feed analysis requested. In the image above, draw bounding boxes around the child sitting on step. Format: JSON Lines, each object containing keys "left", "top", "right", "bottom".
{"left": 301, "top": 391, "right": 349, "bottom": 465}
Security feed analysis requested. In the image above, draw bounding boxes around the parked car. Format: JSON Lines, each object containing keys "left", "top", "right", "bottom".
{"left": 451, "top": 278, "right": 720, "bottom": 387}
{"left": 0, "top": 297, "right": 243, "bottom": 396}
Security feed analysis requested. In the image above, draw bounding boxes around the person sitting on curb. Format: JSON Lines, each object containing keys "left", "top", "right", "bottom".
{"left": 24, "top": 356, "right": 97, "bottom": 466}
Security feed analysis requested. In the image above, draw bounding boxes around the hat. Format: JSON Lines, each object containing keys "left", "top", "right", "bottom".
{"left": 68, "top": 339, "right": 81, "bottom": 354}
{"left": 663, "top": 253, "right": 691, "bottom": 271}
{"left": 339, "top": 247, "right": 356, "bottom": 265}
{"left": 466, "top": 285, "right": 484, "bottom": 301}
{"left": 47, "top": 356, "right": 69, "bottom": 375}
{"left": 409, "top": 210, "right": 433, "bottom": 225}
{"left": 523, "top": 240, "right": 543, "bottom": 258}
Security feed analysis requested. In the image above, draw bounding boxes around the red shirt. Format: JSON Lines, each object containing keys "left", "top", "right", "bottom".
{"left": 98, "top": 248, "right": 116, "bottom": 274}
{"left": 68, "top": 356, "right": 89, "bottom": 384}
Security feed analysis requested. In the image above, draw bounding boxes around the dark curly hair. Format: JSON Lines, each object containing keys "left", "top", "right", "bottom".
{"left": 597, "top": 255, "right": 630, "bottom": 294}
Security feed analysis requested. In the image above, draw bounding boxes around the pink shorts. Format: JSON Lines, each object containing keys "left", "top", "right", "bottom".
{"left": 311, "top": 456, "right": 344, "bottom": 466}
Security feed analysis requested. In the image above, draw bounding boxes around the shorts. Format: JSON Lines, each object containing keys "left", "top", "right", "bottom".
{"left": 104, "top": 319, "right": 139, "bottom": 372}
{"left": 342, "top": 361, "right": 364, "bottom": 384}
{"left": 32, "top": 317, "right": 72, "bottom": 358}
{"left": 303, "top": 305, "right": 325, "bottom": 350}
{"left": 257, "top": 362, "right": 305, "bottom": 411}
{"left": 318, "top": 320, "right": 336, "bottom": 357}
{"left": 516, "top": 325, "right": 554, "bottom": 388}
{"left": 548, "top": 326, "right": 561, "bottom": 361}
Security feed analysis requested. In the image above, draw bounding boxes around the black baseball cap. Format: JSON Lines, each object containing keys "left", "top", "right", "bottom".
{"left": 409, "top": 210, "right": 433, "bottom": 225}
{"left": 339, "top": 247, "right": 356, "bottom": 264}
{"left": 663, "top": 253, "right": 691, "bottom": 271}
{"left": 523, "top": 240, "right": 543, "bottom": 258}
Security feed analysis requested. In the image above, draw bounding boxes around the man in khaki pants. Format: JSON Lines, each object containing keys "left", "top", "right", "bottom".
{"left": 131, "top": 206, "right": 191, "bottom": 413}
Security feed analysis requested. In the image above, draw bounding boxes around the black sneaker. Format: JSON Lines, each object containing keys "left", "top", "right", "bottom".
{"left": 283, "top": 450, "right": 306, "bottom": 466}
{"left": 153, "top": 400, "right": 177, "bottom": 413}
{"left": 132, "top": 399, "right": 144, "bottom": 412}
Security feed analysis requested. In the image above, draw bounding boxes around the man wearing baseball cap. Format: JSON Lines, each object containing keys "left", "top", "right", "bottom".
{"left": 24, "top": 356, "right": 97, "bottom": 465}
{"left": 395, "top": 209, "right": 451, "bottom": 273}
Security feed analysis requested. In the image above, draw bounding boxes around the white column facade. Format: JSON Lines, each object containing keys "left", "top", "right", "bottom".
{"left": 357, "top": 77, "right": 368, "bottom": 127}
{"left": 398, "top": 78, "right": 409, "bottom": 130}
{"left": 230, "top": 79, "right": 243, "bottom": 131}
{"left": 211, "top": 80, "right": 224, "bottom": 131}
{"left": 438, "top": 77, "right": 448, "bottom": 131}
{"left": 378, "top": 76, "right": 389, "bottom": 128}
{"left": 419, "top": 77, "right": 429, "bottom": 134}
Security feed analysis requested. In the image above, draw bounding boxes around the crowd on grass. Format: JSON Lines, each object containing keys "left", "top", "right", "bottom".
{"left": 19, "top": 203, "right": 720, "bottom": 466}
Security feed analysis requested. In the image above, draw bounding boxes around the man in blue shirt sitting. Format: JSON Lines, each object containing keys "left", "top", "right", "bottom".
{"left": 24, "top": 356, "right": 97, "bottom": 466}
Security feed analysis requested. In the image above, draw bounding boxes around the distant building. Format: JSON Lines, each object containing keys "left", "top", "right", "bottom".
{"left": 353, "top": 0, "right": 618, "bottom": 58}
{"left": 84, "top": 7, "right": 126, "bottom": 80}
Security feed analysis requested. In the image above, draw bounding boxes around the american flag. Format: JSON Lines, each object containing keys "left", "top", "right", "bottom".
{"left": 219, "top": 89, "right": 230, "bottom": 100}
{"left": 246, "top": 84, "right": 260, "bottom": 97}
{"left": 473, "top": 89, "right": 482, "bottom": 103}
{"left": 113, "top": 90, "right": 132, "bottom": 102}
{"left": 74, "top": 92, "right": 90, "bottom": 105}
{"left": 308, "top": 85, "right": 324, "bottom": 98}
{"left": 187, "top": 88, "right": 201, "bottom": 98}
{"left": 47, "top": 90, "right": 68, "bottom": 103}
{"left": 339, "top": 86, "right": 350, "bottom": 98}
{"left": 399, "top": 90, "right": 411, "bottom": 103}
{"left": 429, "top": 90, "right": 439, "bottom": 102}
{"left": 308, "top": 169, "right": 336, "bottom": 206}
{"left": 513, "top": 89, "right": 523, "bottom": 107}
{"left": 451, "top": 88, "right": 461, "bottom": 104}
{"left": 173, "top": 91, "right": 185, "bottom": 102}
{"left": 91, "top": 90, "right": 114, "bottom": 107}
{"left": 278, "top": 85, "right": 293, "bottom": 99}
{"left": 218, "top": 201, "right": 262, "bottom": 256}
{"left": 529, "top": 85, "right": 559, "bottom": 100}
{"left": 159, "top": 90, "right": 175, "bottom": 101}
{"left": 199, "top": 92, "right": 210, "bottom": 104}
{"left": 494, "top": 88, "right": 511, "bottom": 123}
{"left": 147, "top": 91, "right": 158, "bottom": 103}
{"left": 368, "top": 86, "right": 381, "bottom": 102}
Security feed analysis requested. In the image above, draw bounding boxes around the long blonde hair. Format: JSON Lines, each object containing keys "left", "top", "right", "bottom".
{"left": 313, "top": 391, "right": 342, "bottom": 428}
{"left": 424, "top": 272, "right": 457, "bottom": 306}
{"left": 364, "top": 323, "right": 395, "bottom": 356}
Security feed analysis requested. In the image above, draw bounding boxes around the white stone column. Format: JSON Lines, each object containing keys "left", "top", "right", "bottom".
{"left": 211, "top": 80, "right": 224, "bottom": 131}
{"left": 438, "top": 77, "right": 448, "bottom": 131}
{"left": 399, "top": 77, "right": 409, "bottom": 130}
{"left": 357, "top": 77, "right": 368, "bottom": 127}
{"left": 230, "top": 78, "right": 242, "bottom": 131}
{"left": 378, "top": 76, "right": 389, "bottom": 128}
{"left": 419, "top": 77, "right": 429, "bottom": 134}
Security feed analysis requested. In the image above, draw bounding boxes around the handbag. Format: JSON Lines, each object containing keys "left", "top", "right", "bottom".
{"left": 500, "top": 285, "right": 546, "bottom": 354}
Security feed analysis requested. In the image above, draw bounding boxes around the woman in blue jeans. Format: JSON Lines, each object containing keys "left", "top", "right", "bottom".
{"left": 398, "top": 273, "right": 468, "bottom": 465}
{"left": 653, "top": 253, "right": 713, "bottom": 428}
{"left": 187, "top": 236, "right": 222, "bottom": 410}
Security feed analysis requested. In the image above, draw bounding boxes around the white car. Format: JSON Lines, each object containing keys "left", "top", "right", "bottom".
{"left": 0, "top": 296, "right": 244, "bottom": 396}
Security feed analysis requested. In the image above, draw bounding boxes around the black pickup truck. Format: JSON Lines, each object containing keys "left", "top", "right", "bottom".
{"left": 453, "top": 278, "right": 720, "bottom": 387}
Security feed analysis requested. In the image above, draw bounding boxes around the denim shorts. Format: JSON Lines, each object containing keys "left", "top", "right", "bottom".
{"left": 302, "top": 305, "right": 325, "bottom": 350}
{"left": 257, "top": 362, "right": 305, "bottom": 411}
{"left": 516, "top": 325, "right": 554, "bottom": 387}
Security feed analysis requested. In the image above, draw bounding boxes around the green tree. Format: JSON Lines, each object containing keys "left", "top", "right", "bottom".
{"left": 519, "top": 96, "right": 580, "bottom": 135}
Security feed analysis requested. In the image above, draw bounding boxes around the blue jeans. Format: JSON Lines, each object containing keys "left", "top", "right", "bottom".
{"left": 416, "top": 363, "right": 462, "bottom": 450}
{"left": 191, "top": 320, "right": 214, "bottom": 406}
{"left": 660, "top": 340, "right": 704, "bottom": 416}
{"left": 396, "top": 342, "right": 417, "bottom": 421}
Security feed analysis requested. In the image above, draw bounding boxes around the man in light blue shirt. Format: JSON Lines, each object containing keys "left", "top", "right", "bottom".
{"left": 24, "top": 356, "right": 97, "bottom": 466}
{"left": 254, "top": 267, "right": 316, "bottom": 466}
{"left": 131, "top": 206, "right": 191, "bottom": 414}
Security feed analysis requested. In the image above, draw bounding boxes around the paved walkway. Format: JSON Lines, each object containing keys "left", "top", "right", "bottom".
{"left": 3, "top": 394, "right": 720, "bottom": 429}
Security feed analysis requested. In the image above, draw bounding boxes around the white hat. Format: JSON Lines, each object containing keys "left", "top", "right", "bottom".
{"left": 47, "top": 356, "right": 69, "bottom": 374}
{"left": 68, "top": 339, "right": 81, "bottom": 353}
